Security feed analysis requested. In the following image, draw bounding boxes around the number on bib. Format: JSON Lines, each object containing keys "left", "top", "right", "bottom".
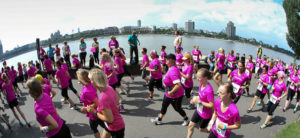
{"left": 257, "top": 83, "right": 263, "bottom": 91}
{"left": 290, "top": 83, "right": 295, "bottom": 90}
{"left": 270, "top": 94, "right": 278, "bottom": 104}
{"left": 228, "top": 62, "right": 232, "bottom": 68}
{"left": 232, "top": 83, "right": 240, "bottom": 94}
{"left": 196, "top": 103, "right": 203, "bottom": 114}
{"left": 110, "top": 46, "right": 115, "bottom": 49}
{"left": 181, "top": 77, "right": 186, "bottom": 84}
{"left": 215, "top": 118, "right": 227, "bottom": 137}
{"left": 193, "top": 55, "right": 198, "bottom": 61}
{"left": 246, "top": 70, "right": 250, "bottom": 76}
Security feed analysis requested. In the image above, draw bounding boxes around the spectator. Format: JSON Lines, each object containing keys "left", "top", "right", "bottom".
{"left": 173, "top": 31, "right": 182, "bottom": 53}
{"left": 128, "top": 31, "right": 140, "bottom": 65}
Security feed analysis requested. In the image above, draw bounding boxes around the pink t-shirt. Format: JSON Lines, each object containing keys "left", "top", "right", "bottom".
{"left": 42, "top": 84, "right": 52, "bottom": 97}
{"left": 163, "top": 66, "right": 185, "bottom": 98}
{"left": 255, "top": 58, "right": 262, "bottom": 68}
{"left": 272, "top": 79, "right": 287, "bottom": 103}
{"left": 108, "top": 40, "right": 119, "bottom": 49}
{"left": 246, "top": 62, "right": 254, "bottom": 71}
{"left": 104, "top": 62, "right": 118, "bottom": 85}
{"left": 230, "top": 69, "right": 249, "bottom": 96}
{"left": 149, "top": 58, "right": 162, "bottom": 79}
{"left": 2, "top": 81, "right": 16, "bottom": 102}
{"left": 18, "top": 66, "right": 23, "bottom": 76}
{"left": 97, "top": 86, "right": 125, "bottom": 131}
{"left": 55, "top": 47, "right": 61, "bottom": 57}
{"left": 192, "top": 49, "right": 201, "bottom": 62}
{"left": 175, "top": 53, "right": 183, "bottom": 66}
{"left": 289, "top": 75, "right": 299, "bottom": 91}
{"left": 81, "top": 83, "right": 98, "bottom": 120}
{"left": 44, "top": 78, "right": 50, "bottom": 85}
{"left": 72, "top": 57, "right": 81, "bottom": 69}
{"left": 161, "top": 51, "right": 167, "bottom": 64}
{"left": 62, "top": 63, "right": 68, "bottom": 71}
{"left": 142, "top": 54, "right": 149, "bottom": 67}
{"left": 259, "top": 73, "right": 270, "bottom": 94}
{"left": 227, "top": 54, "right": 236, "bottom": 69}
{"left": 3, "top": 61, "right": 6, "bottom": 66}
{"left": 216, "top": 53, "right": 226, "bottom": 70}
{"left": 212, "top": 98, "right": 241, "bottom": 138}
{"left": 8, "top": 70, "right": 16, "bottom": 82}
{"left": 40, "top": 49, "right": 45, "bottom": 57}
{"left": 262, "top": 60, "right": 267, "bottom": 67}
{"left": 43, "top": 58, "right": 53, "bottom": 72}
{"left": 27, "top": 66, "right": 37, "bottom": 77}
{"left": 268, "top": 68, "right": 277, "bottom": 85}
{"left": 114, "top": 56, "right": 124, "bottom": 75}
{"left": 55, "top": 68, "right": 69, "bottom": 89}
{"left": 181, "top": 63, "right": 193, "bottom": 88}
{"left": 35, "top": 93, "right": 63, "bottom": 137}
{"left": 197, "top": 83, "right": 214, "bottom": 119}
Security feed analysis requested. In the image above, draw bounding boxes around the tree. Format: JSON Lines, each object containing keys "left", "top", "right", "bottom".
{"left": 283, "top": 0, "right": 300, "bottom": 58}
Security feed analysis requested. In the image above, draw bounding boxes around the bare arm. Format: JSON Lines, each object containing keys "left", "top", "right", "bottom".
{"left": 39, "top": 115, "right": 59, "bottom": 132}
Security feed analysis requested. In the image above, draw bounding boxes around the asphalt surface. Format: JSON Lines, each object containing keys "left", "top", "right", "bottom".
{"left": 0, "top": 75, "right": 299, "bottom": 138}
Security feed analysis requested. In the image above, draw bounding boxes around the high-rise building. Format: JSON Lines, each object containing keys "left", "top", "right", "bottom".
{"left": 0, "top": 40, "right": 3, "bottom": 57}
{"left": 226, "top": 21, "right": 236, "bottom": 37}
{"left": 150, "top": 25, "right": 156, "bottom": 32}
{"left": 137, "top": 20, "right": 141, "bottom": 28}
{"left": 184, "top": 20, "right": 195, "bottom": 33}
{"left": 172, "top": 23, "right": 177, "bottom": 31}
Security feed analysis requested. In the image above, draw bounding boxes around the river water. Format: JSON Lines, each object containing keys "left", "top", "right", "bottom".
{"left": 2, "top": 34, "right": 297, "bottom": 67}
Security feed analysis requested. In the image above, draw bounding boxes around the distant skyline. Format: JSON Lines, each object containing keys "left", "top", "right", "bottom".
{"left": 0, "top": 0, "right": 289, "bottom": 52}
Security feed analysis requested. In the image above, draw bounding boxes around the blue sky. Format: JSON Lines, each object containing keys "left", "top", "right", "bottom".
{"left": 0, "top": 0, "right": 290, "bottom": 52}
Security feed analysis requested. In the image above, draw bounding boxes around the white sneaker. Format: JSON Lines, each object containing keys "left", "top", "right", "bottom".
{"left": 182, "top": 119, "right": 189, "bottom": 126}
{"left": 151, "top": 118, "right": 162, "bottom": 125}
{"left": 70, "top": 105, "right": 79, "bottom": 110}
{"left": 144, "top": 97, "right": 153, "bottom": 102}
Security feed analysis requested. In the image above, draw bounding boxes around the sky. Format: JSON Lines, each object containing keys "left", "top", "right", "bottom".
{"left": 0, "top": 0, "right": 290, "bottom": 52}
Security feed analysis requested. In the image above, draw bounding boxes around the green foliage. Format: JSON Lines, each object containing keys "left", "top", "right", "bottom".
{"left": 283, "top": 0, "right": 300, "bottom": 56}
{"left": 275, "top": 121, "right": 300, "bottom": 138}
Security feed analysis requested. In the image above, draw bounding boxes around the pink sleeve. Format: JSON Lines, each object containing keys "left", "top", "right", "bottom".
{"left": 170, "top": 72, "right": 181, "bottom": 84}
{"left": 187, "top": 66, "right": 193, "bottom": 75}
{"left": 232, "top": 111, "right": 241, "bottom": 123}
{"left": 98, "top": 97, "right": 111, "bottom": 110}
{"left": 207, "top": 85, "right": 214, "bottom": 102}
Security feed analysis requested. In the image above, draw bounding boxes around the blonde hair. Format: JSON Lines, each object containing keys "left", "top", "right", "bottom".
{"left": 76, "top": 69, "right": 91, "bottom": 85}
{"left": 88, "top": 68, "right": 107, "bottom": 89}
{"left": 1, "top": 73, "right": 8, "bottom": 81}
{"left": 26, "top": 78, "right": 43, "bottom": 98}
{"left": 101, "top": 53, "right": 114, "bottom": 67}
{"left": 187, "top": 53, "right": 194, "bottom": 65}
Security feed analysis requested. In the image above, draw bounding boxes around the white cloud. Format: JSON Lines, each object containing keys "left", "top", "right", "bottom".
{"left": 0, "top": 0, "right": 289, "bottom": 51}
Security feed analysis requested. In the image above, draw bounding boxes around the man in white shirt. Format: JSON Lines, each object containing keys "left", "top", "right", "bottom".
{"left": 173, "top": 31, "right": 182, "bottom": 53}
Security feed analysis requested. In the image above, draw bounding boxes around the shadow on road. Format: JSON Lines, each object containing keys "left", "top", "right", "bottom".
{"left": 123, "top": 99, "right": 160, "bottom": 117}
{"left": 68, "top": 123, "right": 93, "bottom": 137}
{"left": 241, "top": 114, "right": 261, "bottom": 124}
{"left": 231, "top": 132, "right": 244, "bottom": 138}
{"left": 269, "top": 116, "right": 286, "bottom": 126}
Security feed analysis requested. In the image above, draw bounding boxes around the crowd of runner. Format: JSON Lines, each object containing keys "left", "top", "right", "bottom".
{"left": 0, "top": 31, "right": 298, "bottom": 138}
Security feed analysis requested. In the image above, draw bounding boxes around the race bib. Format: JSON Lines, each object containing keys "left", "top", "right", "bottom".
{"left": 290, "top": 83, "right": 295, "bottom": 90}
{"left": 215, "top": 118, "right": 227, "bottom": 137}
{"left": 288, "top": 77, "right": 291, "bottom": 82}
{"left": 196, "top": 103, "right": 203, "bottom": 114}
{"left": 257, "top": 83, "right": 263, "bottom": 91}
{"left": 245, "top": 70, "right": 250, "bottom": 76}
{"left": 228, "top": 62, "right": 232, "bottom": 68}
{"left": 193, "top": 55, "right": 198, "bottom": 61}
{"left": 181, "top": 77, "right": 186, "bottom": 84}
{"left": 232, "top": 83, "right": 240, "bottom": 94}
{"left": 256, "top": 63, "right": 260, "bottom": 67}
{"left": 110, "top": 46, "right": 115, "bottom": 49}
{"left": 270, "top": 94, "right": 278, "bottom": 104}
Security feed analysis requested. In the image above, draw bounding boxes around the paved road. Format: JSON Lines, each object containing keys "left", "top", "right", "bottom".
{"left": 0, "top": 75, "right": 299, "bottom": 138}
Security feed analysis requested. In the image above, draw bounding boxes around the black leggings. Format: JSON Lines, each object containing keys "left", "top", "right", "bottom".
{"left": 68, "top": 79, "right": 77, "bottom": 95}
{"left": 233, "top": 95, "right": 241, "bottom": 104}
{"left": 93, "top": 52, "right": 99, "bottom": 64}
{"left": 64, "top": 55, "right": 71, "bottom": 69}
{"left": 123, "top": 64, "right": 132, "bottom": 76}
{"left": 80, "top": 52, "right": 87, "bottom": 66}
{"left": 160, "top": 95, "right": 186, "bottom": 117}
{"left": 267, "top": 102, "right": 279, "bottom": 116}
{"left": 61, "top": 87, "right": 69, "bottom": 100}
{"left": 287, "top": 88, "right": 296, "bottom": 101}
{"left": 129, "top": 47, "right": 138, "bottom": 64}
{"left": 109, "top": 128, "right": 125, "bottom": 138}
{"left": 148, "top": 78, "right": 163, "bottom": 91}
{"left": 51, "top": 123, "right": 71, "bottom": 138}
{"left": 183, "top": 86, "right": 192, "bottom": 99}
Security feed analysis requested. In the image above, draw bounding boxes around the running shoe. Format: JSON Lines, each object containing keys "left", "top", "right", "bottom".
{"left": 61, "top": 98, "right": 66, "bottom": 102}
{"left": 151, "top": 118, "right": 162, "bottom": 125}
{"left": 266, "top": 100, "right": 269, "bottom": 104}
{"left": 256, "top": 101, "right": 261, "bottom": 105}
{"left": 119, "top": 105, "right": 125, "bottom": 113}
{"left": 260, "top": 123, "right": 267, "bottom": 129}
{"left": 186, "top": 104, "right": 195, "bottom": 110}
{"left": 144, "top": 97, "right": 153, "bottom": 102}
{"left": 26, "top": 122, "right": 31, "bottom": 127}
{"left": 182, "top": 119, "right": 189, "bottom": 126}
{"left": 130, "top": 76, "right": 134, "bottom": 83}
{"left": 19, "top": 122, "right": 24, "bottom": 127}
{"left": 70, "top": 105, "right": 79, "bottom": 110}
{"left": 190, "top": 90, "right": 195, "bottom": 96}
{"left": 247, "top": 109, "right": 252, "bottom": 113}
{"left": 294, "top": 108, "right": 297, "bottom": 113}
{"left": 283, "top": 108, "right": 286, "bottom": 112}
{"left": 119, "top": 91, "right": 126, "bottom": 95}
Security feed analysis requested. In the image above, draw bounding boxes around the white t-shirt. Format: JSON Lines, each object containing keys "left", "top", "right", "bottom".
{"left": 174, "top": 36, "right": 182, "bottom": 47}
